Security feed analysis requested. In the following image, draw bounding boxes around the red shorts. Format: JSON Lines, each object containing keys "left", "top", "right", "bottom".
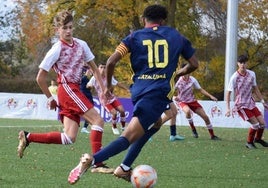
{"left": 179, "top": 101, "right": 202, "bottom": 113}
{"left": 105, "top": 99, "right": 122, "bottom": 113}
{"left": 58, "top": 83, "right": 94, "bottom": 124}
{"left": 238, "top": 107, "right": 262, "bottom": 121}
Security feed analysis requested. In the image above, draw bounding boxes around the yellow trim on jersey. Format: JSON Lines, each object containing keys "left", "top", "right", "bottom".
{"left": 116, "top": 43, "right": 128, "bottom": 57}
{"left": 167, "top": 71, "right": 176, "bottom": 99}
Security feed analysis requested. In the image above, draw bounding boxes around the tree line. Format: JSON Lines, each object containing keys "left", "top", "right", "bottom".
{"left": 0, "top": 0, "right": 267, "bottom": 100}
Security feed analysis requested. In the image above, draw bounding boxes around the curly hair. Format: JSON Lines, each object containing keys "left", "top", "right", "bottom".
{"left": 142, "top": 5, "right": 168, "bottom": 22}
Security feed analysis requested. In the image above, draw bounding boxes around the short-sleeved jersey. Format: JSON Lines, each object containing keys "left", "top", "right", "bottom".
{"left": 88, "top": 76, "right": 118, "bottom": 105}
{"left": 227, "top": 69, "right": 257, "bottom": 110}
{"left": 39, "top": 38, "right": 95, "bottom": 84}
{"left": 121, "top": 26, "right": 195, "bottom": 101}
{"left": 174, "top": 76, "right": 201, "bottom": 103}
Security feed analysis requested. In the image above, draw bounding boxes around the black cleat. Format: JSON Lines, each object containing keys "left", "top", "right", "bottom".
{"left": 254, "top": 139, "right": 268, "bottom": 147}
{"left": 211, "top": 135, "right": 221, "bottom": 140}
{"left": 192, "top": 130, "right": 198, "bottom": 138}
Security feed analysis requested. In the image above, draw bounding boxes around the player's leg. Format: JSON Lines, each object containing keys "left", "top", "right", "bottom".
{"left": 195, "top": 107, "right": 219, "bottom": 140}
{"left": 114, "top": 124, "right": 161, "bottom": 182}
{"left": 253, "top": 109, "right": 268, "bottom": 147}
{"left": 115, "top": 104, "right": 126, "bottom": 131}
{"left": 17, "top": 116, "right": 79, "bottom": 158}
{"left": 167, "top": 102, "right": 185, "bottom": 141}
{"left": 106, "top": 104, "right": 120, "bottom": 135}
{"left": 68, "top": 92, "right": 169, "bottom": 184}
{"left": 181, "top": 104, "right": 198, "bottom": 138}
{"left": 82, "top": 107, "right": 114, "bottom": 173}
{"left": 237, "top": 108, "right": 260, "bottom": 149}
{"left": 68, "top": 116, "right": 144, "bottom": 184}
{"left": 81, "top": 121, "right": 90, "bottom": 133}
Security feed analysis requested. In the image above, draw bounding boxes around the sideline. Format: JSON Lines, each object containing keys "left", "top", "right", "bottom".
{"left": 0, "top": 125, "right": 62, "bottom": 128}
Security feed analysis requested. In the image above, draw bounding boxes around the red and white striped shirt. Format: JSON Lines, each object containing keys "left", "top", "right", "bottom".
{"left": 39, "top": 38, "right": 95, "bottom": 84}
{"left": 174, "top": 76, "right": 201, "bottom": 103}
{"left": 227, "top": 69, "right": 257, "bottom": 111}
{"left": 88, "top": 76, "right": 118, "bottom": 105}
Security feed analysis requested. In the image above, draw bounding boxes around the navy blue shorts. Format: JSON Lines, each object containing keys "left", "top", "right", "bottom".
{"left": 132, "top": 90, "right": 172, "bottom": 131}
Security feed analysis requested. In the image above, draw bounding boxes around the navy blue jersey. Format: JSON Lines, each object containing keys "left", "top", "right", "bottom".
{"left": 122, "top": 26, "right": 195, "bottom": 101}
{"left": 80, "top": 75, "right": 94, "bottom": 103}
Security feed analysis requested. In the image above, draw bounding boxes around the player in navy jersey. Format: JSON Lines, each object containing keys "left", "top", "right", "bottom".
{"left": 68, "top": 4, "right": 199, "bottom": 184}
{"left": 80, "top": 66, "right": 94, "bottom": 134}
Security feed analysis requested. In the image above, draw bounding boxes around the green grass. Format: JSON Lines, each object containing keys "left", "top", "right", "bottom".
{"left": 1, "top": 118, "right": 268, "bottom": 188}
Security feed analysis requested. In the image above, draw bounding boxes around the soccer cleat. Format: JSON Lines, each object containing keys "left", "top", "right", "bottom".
{"left": 112, "top": 127, "right": 120, "bottom": 135}
{"left": 254, "top": 139, "right": 268, "bottom": 147}
{"left": 245, "top": 142, "right": 257, "bottom": 149}
{"left": 17, "top": 131, "right": 29, "bottom": 158}
{"left": 211, "top": 135, "right": 221, "bottom": 140}
{"left": 113, "top": 166, "right": 132, "bottom": 182}
{"left": 68, "top": 153, "right": 92, "bottom": 184}
{"left": 81, "top": 127, "right": 90, "bottom": 134}
{"left": 192, "top": 130, "right": 198, "bottom": 138}
{"left": 169, "top": 135, "right": 185, "bottom": 141}
{"left": 91, "top": 164, "right": 114, "bottom": 174}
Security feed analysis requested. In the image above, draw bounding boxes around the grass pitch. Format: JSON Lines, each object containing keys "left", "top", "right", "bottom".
{"left": 0, "top": 118, "right": 268, "bottom": 188}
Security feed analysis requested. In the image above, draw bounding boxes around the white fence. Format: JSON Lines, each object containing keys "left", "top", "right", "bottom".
{"left": 0, "top": 92, "right": 267, "bottom": 128}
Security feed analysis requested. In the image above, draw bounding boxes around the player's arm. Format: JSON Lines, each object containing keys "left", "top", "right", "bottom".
{"left": 106, "top": 43, "right": 128, "bottom": 93}
{"left": 176, "top": 54, "right": 199, "bottom": 78}
{"left": 252, "top": 85, "right": 268, "bottom": 109}
{"left": 225, "top": 91, "right": 232, "bottom": 117}
{"left": 199, "top": 88, "right": 217, "bottom": 101}
{"left": 36, "top": 69, "right": 57, "bottom": 110}
{"left": 116, "top": 82, "right": 130, "bottom": 92}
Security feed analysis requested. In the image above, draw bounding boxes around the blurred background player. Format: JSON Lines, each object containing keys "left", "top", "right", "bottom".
{"left": 80, "top": 65, "right": 94, "bottom": 134}
{"left": 87, "top": 62, "right": 129, "bottom": 135}
{"left": 226, "top": 54, "right": 268, "bottom": 149}
{"left": 48, "top": 79, "right": 58, "bottom": 95}
{"left": 173, "top": 63, "right": 220, "bottom": 140}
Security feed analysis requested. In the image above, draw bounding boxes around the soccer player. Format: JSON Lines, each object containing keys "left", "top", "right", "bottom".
{"left": 80, "top": 66, "right": 94, "bottom": 134}
{"left": 48, "top": 79, "right": 58, "bottom": 95}
{"left": 17, "top": 10, "right": 113, "bottom": 174}
{"left": 87, "top": 62, "right": 129, "bottom": 135}
{"left": 68, "top": 4, "right": 199, "bottom": 184}
{"left": 172, "top": 63, "right": 220, "bottom": 140}
{"left": 226, "top": 54, "right": 268, "bottom": 149}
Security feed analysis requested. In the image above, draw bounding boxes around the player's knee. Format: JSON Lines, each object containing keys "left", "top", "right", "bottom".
{"left": 62, "top": 133, "right": 75, "bottom": 145}
{"left": 152, "top": 119, "right": 162, "bottom": 129}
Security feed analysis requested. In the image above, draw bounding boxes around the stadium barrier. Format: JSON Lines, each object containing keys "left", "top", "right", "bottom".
{"left": 0, "top": 92, "right": 267, "bottom": 128}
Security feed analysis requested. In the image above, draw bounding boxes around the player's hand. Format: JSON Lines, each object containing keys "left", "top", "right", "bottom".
{"left": 210, "top": 96, "right": 218, "bottom": 102}
{"left": 263, "top": 103, "right": 268, "bottom": 110}
{"left": 100, "top": 92, "right": 108, "bottom": 105}
{"left": 48, "top": 99, "right": 58, "bottom": 111}
{"left": 225, "top": 110, "right": 231, "bottom": 117}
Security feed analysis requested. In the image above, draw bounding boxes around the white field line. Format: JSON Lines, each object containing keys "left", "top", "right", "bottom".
{"left": 0, "top": 125, "right": 62, "bottom": 128}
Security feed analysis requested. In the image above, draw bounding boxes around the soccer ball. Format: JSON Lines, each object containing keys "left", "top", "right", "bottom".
{"left": 131, "top": 165, "right": 157, "bottom": 188}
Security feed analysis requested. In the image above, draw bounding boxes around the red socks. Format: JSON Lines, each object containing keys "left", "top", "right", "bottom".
{"left": 28, "top": 132, "right": 62, "bottom": 144}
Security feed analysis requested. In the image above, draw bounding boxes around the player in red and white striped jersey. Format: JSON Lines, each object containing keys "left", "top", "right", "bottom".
{"left": 87, "top": 63, "right": 129, "bottom": 135}
{"left": 173, "top": 63, "right": 220, "bottom": 140}
{"left": 226, "top": 54, "right": 268, "bottom": 149}
{"left": 17, "top": 10, "right": 113, "bottom": 173}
